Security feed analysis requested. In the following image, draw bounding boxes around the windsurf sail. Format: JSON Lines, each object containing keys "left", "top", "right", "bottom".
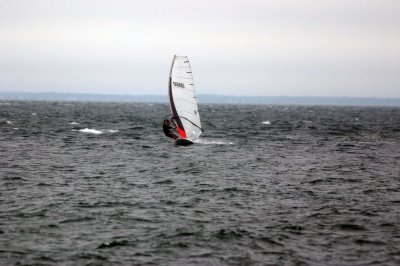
{"left": 168, "top": 55, "right": 202, "bottom": 140}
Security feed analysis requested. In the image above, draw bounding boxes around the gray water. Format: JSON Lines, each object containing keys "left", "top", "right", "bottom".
{"left": 1, "top": 101, "right": 399, "bottom": 265}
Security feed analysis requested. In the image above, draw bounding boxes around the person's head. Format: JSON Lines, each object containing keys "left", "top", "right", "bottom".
{"left": 163, "top": 119, "right": 170, "bottom": 125}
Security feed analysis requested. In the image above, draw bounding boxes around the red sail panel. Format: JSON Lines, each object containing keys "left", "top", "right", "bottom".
{"left": 177, "top": 126, "right": 186, "bottom": 139}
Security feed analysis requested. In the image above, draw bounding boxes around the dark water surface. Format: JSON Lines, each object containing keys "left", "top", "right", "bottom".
{"left": 1, "top": 101, "right": 399, "bottom": 265}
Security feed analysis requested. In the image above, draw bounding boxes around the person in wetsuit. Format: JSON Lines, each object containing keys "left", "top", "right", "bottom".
{"left": 163, "top": 119, "right": 178, "bottom": 140}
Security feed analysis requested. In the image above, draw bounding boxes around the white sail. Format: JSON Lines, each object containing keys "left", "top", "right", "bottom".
{"left": 168, "top": 55, "right": 202, "bottom": 140}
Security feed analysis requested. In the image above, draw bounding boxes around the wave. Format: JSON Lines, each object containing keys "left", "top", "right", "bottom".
{"left": 79, "top": 128, "right": 103, "bottom": 135}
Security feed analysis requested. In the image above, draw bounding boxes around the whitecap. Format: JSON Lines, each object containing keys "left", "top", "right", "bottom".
{"left": 6, "top": 121, "right": 13, "bottom": 124}
{"left": 194, "top": 139, "right": 233, "bottom": 145}
{"left": 107, "top": 129, "right": 119, "bottom": 133}
{"left": 79, "top": 128, "right": 103, "bottom": 134}
{"left": 32, "top": 113, "right": 37, "bottom": 116}
{"left": 262, "top": 121, "right": 271, "bottom": 125}
{"left": 69, "top": 122, "right": 79, "bottom": 125}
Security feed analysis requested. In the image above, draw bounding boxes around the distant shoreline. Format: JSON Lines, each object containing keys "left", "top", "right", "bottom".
{"left": 1, "top": 92, "right": 399, "bottom": 107}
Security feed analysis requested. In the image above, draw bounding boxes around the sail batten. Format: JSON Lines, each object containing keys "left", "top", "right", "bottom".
{"left": 168, "top": 55, "right": 202, "bottom": 140}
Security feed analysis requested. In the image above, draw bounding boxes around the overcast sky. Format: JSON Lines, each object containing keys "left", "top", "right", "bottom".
{"left": 0, "top": 0, "right": 399, "bottom": 97}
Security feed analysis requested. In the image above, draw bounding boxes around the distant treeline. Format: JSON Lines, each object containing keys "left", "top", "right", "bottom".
{"left": 1, "top": 92, "right": 400, "bottom": 106}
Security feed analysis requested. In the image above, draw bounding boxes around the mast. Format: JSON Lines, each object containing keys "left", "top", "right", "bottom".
{"left": 168, "top": 55, "right": 186, "bottom": 138}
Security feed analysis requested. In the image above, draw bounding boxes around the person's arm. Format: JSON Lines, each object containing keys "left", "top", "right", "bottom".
{"left": 170, "top": 117, "right": 177, "bottom": 129}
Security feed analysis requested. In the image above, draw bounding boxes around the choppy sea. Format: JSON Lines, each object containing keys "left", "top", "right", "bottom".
{"left": 1, "top": 101, "right": 399, "bottom": 265}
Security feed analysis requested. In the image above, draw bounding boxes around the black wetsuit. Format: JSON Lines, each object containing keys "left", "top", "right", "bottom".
{"left": 163, "top": 124, "right": 176, "bottom": 139}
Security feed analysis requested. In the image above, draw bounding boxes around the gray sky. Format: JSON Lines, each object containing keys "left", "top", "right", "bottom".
{"left": 0, "top": 0, "right": 399, "bottom": 97}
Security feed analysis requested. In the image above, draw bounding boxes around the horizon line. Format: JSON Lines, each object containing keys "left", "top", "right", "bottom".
{"left": 1, "top": 91, "right": 400, "bottom": 100}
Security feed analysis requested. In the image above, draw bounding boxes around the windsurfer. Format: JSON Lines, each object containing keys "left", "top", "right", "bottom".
{"left": 163, "top": 119, "right": 179, "bottom": 140}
